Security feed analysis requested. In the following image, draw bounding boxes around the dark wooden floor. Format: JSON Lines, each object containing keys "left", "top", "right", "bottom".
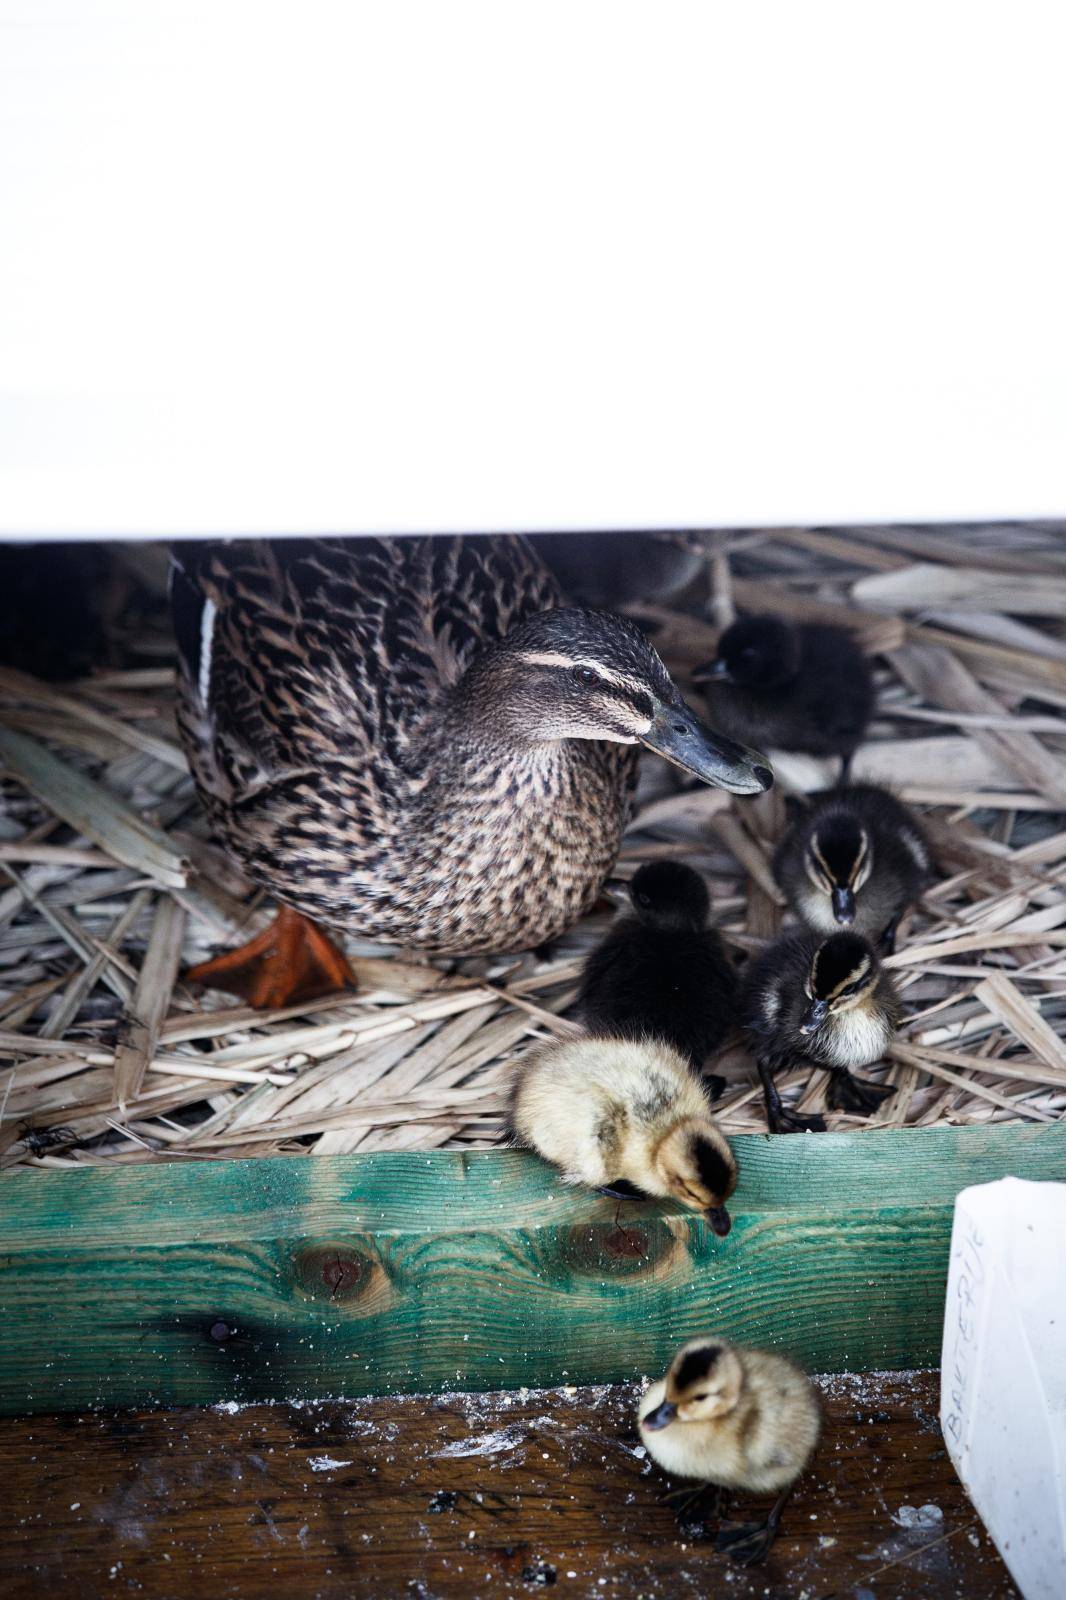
{"left": 1, "top": 1371, "right": 1015, "bottom": 1600}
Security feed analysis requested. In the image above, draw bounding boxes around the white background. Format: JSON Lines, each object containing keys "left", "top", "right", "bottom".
{"left": 1, "top": 1, "right": 1064, "bottom": 537}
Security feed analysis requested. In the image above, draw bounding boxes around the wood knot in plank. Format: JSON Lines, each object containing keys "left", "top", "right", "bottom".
{"left": 291, "top": 1241, "right": 396, "bottom": 1314}
{"left": 556, "top": 1220, "right": 677, "bottom": 1279}
{"left": 295, "top": 1246, "right": 367, "bottom": 1301}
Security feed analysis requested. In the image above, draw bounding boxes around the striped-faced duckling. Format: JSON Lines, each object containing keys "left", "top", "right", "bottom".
{"left": 693, "top": 614, "right": 874, "bottom": 779}
{"left": 773, "top": 784, "right": 932, "bottom": 952}
{"left": 576, "top": 861, "right": 736, "bottom": 1094}
{"left": 639, "top": 1336, "right": 821, "bottom": 1565}
{"left": 740, "top": 930, "right": 900, "bottom": 1132}
{"left": 173, "top": 537, "right": 772, "bottom": 1007}
{"left": 509, "top": 1036, "right": 737, "bottom": 1234}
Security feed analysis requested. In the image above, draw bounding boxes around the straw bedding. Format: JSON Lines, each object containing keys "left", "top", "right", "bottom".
{"left": 2, "top": 524, "right": 1065, "bottom": 1171}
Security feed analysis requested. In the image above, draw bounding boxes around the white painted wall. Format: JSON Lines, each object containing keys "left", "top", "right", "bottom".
{"left": 1, "top": 2, "right": 1064, "bottom": 537}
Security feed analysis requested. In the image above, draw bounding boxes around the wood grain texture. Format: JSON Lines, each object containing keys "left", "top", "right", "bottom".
{"left": 0, "top": 1372, "right": 1017, "bottom": 1600}
{"left": 3, "top": 1128, "right": 1066, "bottom": 1415}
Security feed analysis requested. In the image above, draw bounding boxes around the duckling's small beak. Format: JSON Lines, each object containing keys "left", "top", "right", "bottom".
{"left": 832, "top": 886, "right": 856, "bottom": 925}
{"left": 642, "top": 1399, "right": 678, "bottom": 1431}
{"left": 602, "top": 877, "right": 631, "bottom": 907}
{"left": 799, "top": 997, "right": 830, "bottom": 1035}
{"left": 692, "top": 658, "right": 732, "bottom": 685}
{"left": 706, "top": 1205, "right": 732, "bottom": 1237}
{"left": 641, "top": 699, "right": 773, "bottom": 795}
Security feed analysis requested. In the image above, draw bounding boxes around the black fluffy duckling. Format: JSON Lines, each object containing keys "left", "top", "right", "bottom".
{"left": 773, "top": 785, "right": 932, "bottom": 952}
{"left": 528, "top": 531, "right": 705, "bottom": 607}
{"left": 740, "top": 930, "right": 900, "bottom": 1132}
{"left": 693, "top": 614, "right": 874, "bottom": 778}
{"left": 639, "top": 1336, "right": 821, "bottom": 1565}
{"left": 509, "top": 1036, "right": 737, "bottom": 1234}
{"left": 576, "top": 861, "right": 735, "bottom": 1092}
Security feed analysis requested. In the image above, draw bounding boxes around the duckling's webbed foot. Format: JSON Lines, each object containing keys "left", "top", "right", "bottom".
{"left": 659, "top": 1481, "right": 726, "bottom": 1534}
{"left": 714, "top": 1517, "right": 778, "bottom": 1566}
{"left": 658, "top": 1481, "right": 719, "bottom": 1510}
{"left": 598, "top": 1178, "right": 651, "bottom": 1202}
{"left": 827, "top": 1067, "right": 894, "bottom": 1115}
{"left": 715, "top": 1484, "right": 792, "bottom": 1566}
{"left": 771, "top": 1106, "right": 828, "bottom": 1135}
{"left": 756, "top": 1058, "right": 827, "bottom": 1135}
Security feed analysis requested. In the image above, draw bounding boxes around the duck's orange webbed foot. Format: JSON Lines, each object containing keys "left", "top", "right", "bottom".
{"left": 185, "top": 906, "right": 356, "bottom": 1009}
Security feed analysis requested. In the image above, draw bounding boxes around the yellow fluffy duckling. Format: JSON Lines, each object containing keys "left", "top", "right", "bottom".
{"left": 638, "top": 1336, "right": 821, "bottom": 1564}
{"left": 509, "top": 1036, "right": 737, "bottom": 1234}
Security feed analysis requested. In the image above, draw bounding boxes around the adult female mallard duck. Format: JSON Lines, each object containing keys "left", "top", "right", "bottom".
{"left": 172, "top": 537, "right": 772, "bottom": 1006}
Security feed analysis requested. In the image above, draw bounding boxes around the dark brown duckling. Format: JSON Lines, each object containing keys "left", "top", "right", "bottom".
{"left": 576, "top": 861, "right": 735, "bottom": 1094}
{"left": 693, "top": 614, "right": 874, "bottom": 779}
{"left": 773, "top": 784, "right": 932, "bottom": 952}
{"left": 739, "top": 930, "right": 900, "bottom": 1132}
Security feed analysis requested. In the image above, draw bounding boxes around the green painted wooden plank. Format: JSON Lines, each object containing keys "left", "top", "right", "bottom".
{"left": 1, "top": 1124, "right": 1064, "bottom": 1415}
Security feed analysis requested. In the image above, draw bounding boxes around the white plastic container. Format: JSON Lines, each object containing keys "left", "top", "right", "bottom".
{"left": 941, "top": 1176, "right": 1066, "bottom": 1600}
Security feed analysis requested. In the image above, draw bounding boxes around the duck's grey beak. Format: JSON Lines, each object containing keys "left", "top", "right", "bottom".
{"left": 640, "top": 699, "right": 773, "bottom": 795}
{"left": 642, "top": 1399, "right": 677, "bottom": 1432}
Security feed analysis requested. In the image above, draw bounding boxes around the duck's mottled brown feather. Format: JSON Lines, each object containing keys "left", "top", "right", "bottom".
{"left": 174, "top": 536, "right": 638, "bottom": 953}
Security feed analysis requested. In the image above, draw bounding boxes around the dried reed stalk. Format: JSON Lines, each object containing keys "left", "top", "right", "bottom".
{"left": 1, "top": 521, "right": 1064, "bottom": 1168}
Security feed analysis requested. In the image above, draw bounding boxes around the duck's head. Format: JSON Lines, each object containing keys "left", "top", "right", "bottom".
{"left": 628, "top": 860, "right": 710, "bottom": 932}
{"left": 804, "top": 811, "right": 871, "bottom": 926}
{"left": 799, "top": 932, "right": 879, "bottom": 1034}
{"left": 694, "top": 614, "right": 801, "bottom": 692}
{"left": 462, "top": 607, "right": 773, "bottom": 794}
{"left": 653, "top": 1120, "right": 736, "bottom": 1234}
{"left": 642, "top": 1338, "right": 744, "bottom": 1430}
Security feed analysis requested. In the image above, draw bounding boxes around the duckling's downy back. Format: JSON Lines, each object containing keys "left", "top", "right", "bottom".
{"left": 577, "top": 861, "right": 737, "bottom": 1070}
{"left": 509, "top": 1035, "right": 735, "bottom": 1215}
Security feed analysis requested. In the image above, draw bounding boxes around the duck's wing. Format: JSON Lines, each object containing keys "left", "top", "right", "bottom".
{"left": 172, "top": 535, "right": 563, "bottom": 800}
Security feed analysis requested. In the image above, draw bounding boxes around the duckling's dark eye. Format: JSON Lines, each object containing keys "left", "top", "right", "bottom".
{"left": 739, "top": 646, "right": 758, "bottom": 662}
{"left": 572, "top": 665, "right": 600, "bottom": 687}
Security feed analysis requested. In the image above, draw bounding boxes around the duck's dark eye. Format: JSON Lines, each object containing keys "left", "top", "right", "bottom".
{"left": 572, "top": 665, "right": 600, "bottom": 686}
